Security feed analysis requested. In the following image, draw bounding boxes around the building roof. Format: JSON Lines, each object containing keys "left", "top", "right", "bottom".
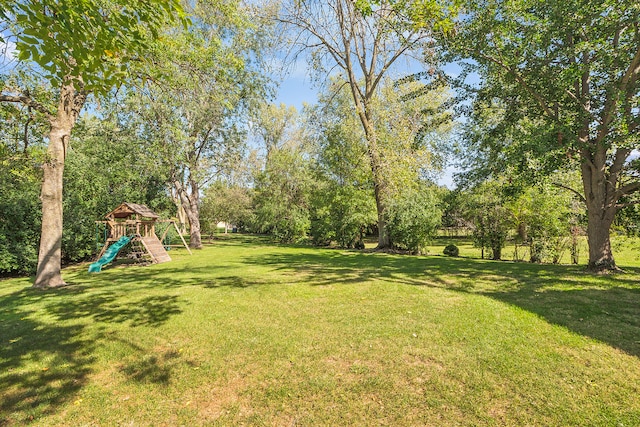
{"left": 105, "top": 202, "right": 160, "bottom": 220}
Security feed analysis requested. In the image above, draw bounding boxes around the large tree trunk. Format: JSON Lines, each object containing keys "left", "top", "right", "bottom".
{"left": 357, "top": 106, "right": 391, "bottom": 249}
{"left": 491, "top": 245, "right": 502, "bottom": 261}
{"left": 34, "top": 84, "right": 85, "bottom": 288}
{"left": 185, "top": 206, "right": 202, "bottom": 249}
{"left": 581, "top": 154, "right": 617, "bottom": 271}
{"left": 174, "top": 178, "right": 203, "bottom": 249}
{"left": 585, "top": 211, "right": 615, "bottom": 270}
{"left": 34, "top": 124, "right": 67, "bottom": 288}
{"left": 373, "top": 178, "right": 390, "bottom": 248}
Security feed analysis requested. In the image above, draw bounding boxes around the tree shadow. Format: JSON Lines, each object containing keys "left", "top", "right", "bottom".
{"left": 44, "top": 292, "right": 183, "bottom": 327}
{"left": 0, "top": 279, "right": 186, "bottom": 424}
{"left": 246, "top": 249, "right": 640, "bottom": 357}
{"left": 0, "top": 288, "right": 94, "bottom": 425}
{"left": 118, "top": 349, "right": 183, "bottom": 385}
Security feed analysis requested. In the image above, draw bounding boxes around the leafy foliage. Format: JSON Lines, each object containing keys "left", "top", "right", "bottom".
{"left": 252, "top": 148, "right": 313, "bottom": 243}
{"left": 307, "top": 83, "right": 377, "bottom": 248}
{"left": 309, "top": 179, "right": 377, "bottom": 248}
{"left": 462, "top": 181, "right": 511, "bottom": 260}
{"left": 306, "top": 77, "right": 451, "bottom": 249}
{"left": 200, "top": 182, "right": 254, "bottom": 234}
{"left": 8, "top": 0, "right": 186, "bottom": 91}
{"left": 443, "top": 244, "right": 459, "bottom": 256}
{"left": 386, "top": 185, "right": 441, "bottom": 254}
{"left": 448, "top": 0, "right": 640, "bottom": 269}
{"left": 120, "top": 0, "right": 271, "bottom": 247}
{"left": 0, "top": 80, "right": 48, "bottom": 274}
{"left": 509, "top": 183, "right": 577, "bottom": 263}
{"left": 0, "top": 149, "right": 41, "bottom": 274}
{"left": 280, "top": 0, "right": 456, "bottom": 247}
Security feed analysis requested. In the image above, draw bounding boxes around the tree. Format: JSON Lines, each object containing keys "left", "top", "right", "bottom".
{"left": 307, "top": 82, "right": 377, "bottom": 248}
{"left": 252, "top": 103, "right": 299, "bottom": 160}
{"left": 126, "top": 0, "right": 270, "bottom": 249}
{"left": 200, "top": 181, "right": 254, "bottom": 234}
{"left": 449, "top": 0, "right": 640, "bottom": 271}
{"left": 306, "top": 73, "right": 451, "bottom": 249}
{"left": 386, "top": 185, "right": 441, "bottom": 254}
{"left": 249, "top": 102, "right": 313, "bottom": 242}
{"left": 508, "top": 182, "right": 577, "bottom": 263}
{"left": 278, "top": 0, "right": 455, "bottom": 248}
{"left": 252, "top": 147, "right": 313, "bottom": 243}
{"left": 462, "top": 181, "right": 511, "bottom": 260}
{"left": 0, "top": 0, "right": 185, "bottom": 287}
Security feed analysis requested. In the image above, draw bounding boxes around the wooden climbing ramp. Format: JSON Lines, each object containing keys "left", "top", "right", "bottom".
{"left": 140, "top": 235, "right": 172, "bottom": 264}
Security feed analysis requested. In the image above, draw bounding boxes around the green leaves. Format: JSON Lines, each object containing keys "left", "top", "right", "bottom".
{"left": 9, "top": 0, "right": 186, "bottom": 93}
{"left": 386, "top": 185, "right": 441, "bottom": 254}
{"left": 353, "top": 0, "right": 460, "bottom": 33}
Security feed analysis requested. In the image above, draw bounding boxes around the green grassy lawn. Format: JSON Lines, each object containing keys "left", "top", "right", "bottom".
{"left": 428, "top": 233, "right": 640, "bottom": 267}
{"left": 1, "top": 235, "right": 639, "bottom": 426}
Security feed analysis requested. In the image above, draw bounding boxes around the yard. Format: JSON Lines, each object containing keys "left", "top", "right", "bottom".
{"left": 1, "top": 235, "right": 639, "bottom": 425}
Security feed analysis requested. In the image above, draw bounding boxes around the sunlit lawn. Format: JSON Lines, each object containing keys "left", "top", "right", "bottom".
{"left": 1, "top": 234, "right": 639, "bottom": 425}
{"left": 429, "top": 233, "right": 640, "bottom": 267}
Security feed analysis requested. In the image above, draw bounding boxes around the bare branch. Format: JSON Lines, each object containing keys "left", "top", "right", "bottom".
{"left": 552, "top": 181, "right": 586, "bottom": 203}
{"left": 0, "top": 93, "right": 54, "bottom": 118}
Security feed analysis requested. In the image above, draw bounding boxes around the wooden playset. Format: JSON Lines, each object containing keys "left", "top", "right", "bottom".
{"left": 93, "top": 202, "right": 191, "bottom": 267}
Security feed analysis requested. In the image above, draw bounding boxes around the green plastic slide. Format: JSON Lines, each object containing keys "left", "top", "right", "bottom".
{"left": 88, "top": 236, "right": 132, "bottom": 273}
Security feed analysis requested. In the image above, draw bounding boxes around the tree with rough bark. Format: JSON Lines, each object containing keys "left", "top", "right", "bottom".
{"left": 307, "top": 74, "right": 451, "bottom": 250}
{"left": 278, "top": 0, "right": 455, "bottom": 248}
{"left": 0, "top": 0, "right": 184, "bottom": 288}
{"left": 448, "top": 0, "right": 640, "bottom": 271}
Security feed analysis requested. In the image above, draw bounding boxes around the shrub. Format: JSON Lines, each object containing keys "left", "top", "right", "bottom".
{"left": 386, "top": 187, "right": 441, "bottom": 254}
{"left": 443, "top": 244, "right": 459, "bottom": 257}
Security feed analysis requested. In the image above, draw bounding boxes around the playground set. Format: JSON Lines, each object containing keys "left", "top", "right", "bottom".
{"left": 88, "top": 202, "right": 191, "bottom": 273}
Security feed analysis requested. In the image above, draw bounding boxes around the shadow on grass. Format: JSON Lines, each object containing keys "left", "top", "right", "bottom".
{"left": 0, "top": 282, "right": 185, "bottom": 424}
{"left": 0, "top": 287, "right": 94, "bottom": 425}
{"left": 118, "top": 350, "right": 181, "bottom": 385}
{"left": 44, "top": 292, "right": 183, "bottom": 327}
{"left": 246, "top": 248, "right": 640, "bottom": 358}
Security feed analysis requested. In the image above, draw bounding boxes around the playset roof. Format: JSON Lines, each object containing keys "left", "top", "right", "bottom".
{"left": 105, "top": 202, "right": 160, "bottom": 220}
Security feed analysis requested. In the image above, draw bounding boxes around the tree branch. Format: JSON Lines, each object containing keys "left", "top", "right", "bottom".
{"left": 599, "top": 42, "right": 640, "bottom": 140}
{"left": 0, "top": 93, "right": 54, "bottom": 118}
{"left": 616, "top": 200, "right": 640, "bottom": 209}
{"left": 552, "top": 181, "right": 586, "bottom": 203}
{"left": 615, "top": 181, "right": 640, "bottom": 200}
{"left": 471, "top": 50, "right": 557, "bottom": 119}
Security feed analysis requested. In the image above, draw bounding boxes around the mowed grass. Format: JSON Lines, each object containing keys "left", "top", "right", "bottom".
{"left": 428, "top": 234, "right": 640, "bottom": 266}
{"left": 1, "top": 235, "right": 640, "bottom": 426}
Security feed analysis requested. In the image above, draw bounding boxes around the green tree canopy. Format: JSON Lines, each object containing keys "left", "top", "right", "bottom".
{"left": 448, "top": 0, "right": 640, "bottom": 270}
{"left": 1, "top": 0, "right": 185, "bottom": 287}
